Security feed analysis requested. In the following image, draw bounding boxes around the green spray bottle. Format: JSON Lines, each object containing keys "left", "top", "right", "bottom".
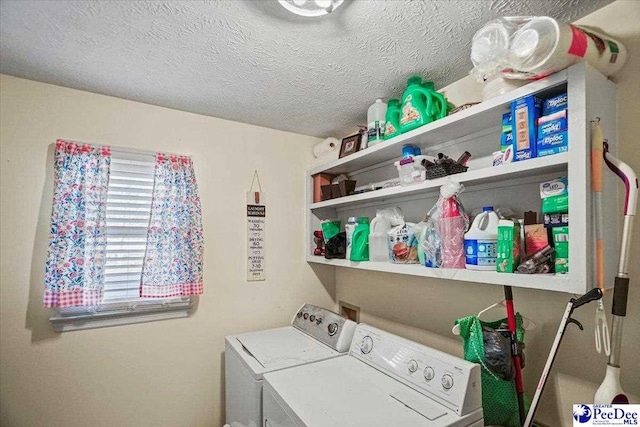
{"left": 383, "top": 99, "right": 402, "bottom": 140}
{"left": 400, "top": 76, "right": 434, "bottom": 133}
{"left": 422, "top": 81, "right": 448, "bottom": 120}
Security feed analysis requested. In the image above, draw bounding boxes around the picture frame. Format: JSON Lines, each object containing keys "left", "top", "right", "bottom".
{"left": 339, "top": 133, "right": 362, "bottom": 158}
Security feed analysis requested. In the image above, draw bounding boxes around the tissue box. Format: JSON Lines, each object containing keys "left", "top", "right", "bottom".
{"left": 511, "top": 95, "right": 542, "bottom": 161}
{"left": 543, "top": 93, "right": 568, "bottom": 115}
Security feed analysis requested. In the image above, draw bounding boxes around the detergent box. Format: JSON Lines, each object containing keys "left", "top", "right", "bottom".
{"left": 543, "top": 93, "right": 568, "bottom": 115}
{"left": 511, "top": 95, "right": 542, "bottom": 161}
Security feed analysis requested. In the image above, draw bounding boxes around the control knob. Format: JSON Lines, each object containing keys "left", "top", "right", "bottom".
{"left": 407, "top": 360, "right": 418, "bottom": 373}
{"left": 360, "top": 336, "right": 373, "bottom": 354}
{"left": 441, "top": 374, "right": 454, "bottom": 390}
{"left": 327, "top": 323, "right": 338, "bottom": 336}
{"left": 424, "top": 366, "right": 435, "bottom": 381}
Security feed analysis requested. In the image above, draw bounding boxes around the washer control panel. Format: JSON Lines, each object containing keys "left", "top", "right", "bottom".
{"left": 349, "top": 324, "right": 482, "bottom": 416}
{"left": 292, "top": 304, "right": 356, "bottom": 353}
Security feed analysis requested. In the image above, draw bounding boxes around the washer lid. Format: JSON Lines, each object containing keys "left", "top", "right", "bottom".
{"left": 236, "top": 327, "right": 335, "bottom": 370}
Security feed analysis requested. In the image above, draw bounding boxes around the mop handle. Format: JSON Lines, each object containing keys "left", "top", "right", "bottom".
{"left": 591, "top": 119, "right": 605, "bottom": 289}
{"left": 603, "top": 141, "right": 638, "bottom": 277}
{"left": 523, "top": 288, "right": 602, "bottom": 427}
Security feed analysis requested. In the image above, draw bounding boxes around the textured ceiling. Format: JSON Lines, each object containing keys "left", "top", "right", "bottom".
{"left": 0, "top": 0, "right": 612, "bottom": 138}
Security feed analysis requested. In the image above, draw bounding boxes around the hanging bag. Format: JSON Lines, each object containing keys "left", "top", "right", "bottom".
{"left": 454, "top": 314, "right": 528, "bottom": 427}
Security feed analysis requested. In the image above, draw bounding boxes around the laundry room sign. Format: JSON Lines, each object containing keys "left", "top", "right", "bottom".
{"left": 246, "top": 171, "right": 266, "bottom": 281}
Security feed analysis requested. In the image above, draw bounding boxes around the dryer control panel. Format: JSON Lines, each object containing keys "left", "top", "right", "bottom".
{"left": 292, "top": 304, "right": 356, "bottom": 353}
{"left": 349, "top": 324, "right": 482, "bottom": 417}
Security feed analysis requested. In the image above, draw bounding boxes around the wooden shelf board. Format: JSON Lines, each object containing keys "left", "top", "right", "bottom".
{"left": 310, "top": 153, "right": 568, "bottom": 210}
{"left": 306, "top": 256, "right": 580, "bottom": 294}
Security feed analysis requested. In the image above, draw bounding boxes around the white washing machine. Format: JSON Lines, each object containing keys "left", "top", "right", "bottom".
{"left": 224, "top": 304, "right": 357, "bottom": 427}
{"left": 263, "top": 324, "right": 484, "bottom": 427}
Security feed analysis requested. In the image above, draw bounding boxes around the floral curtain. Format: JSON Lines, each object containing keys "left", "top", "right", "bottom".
{"left": 44, "top": 140, "right": 111, "bottom": 307}
{"left": 140, "top": 153, "right": 204, "bottom": 298}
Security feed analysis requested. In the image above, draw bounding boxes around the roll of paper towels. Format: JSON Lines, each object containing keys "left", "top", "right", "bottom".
{"left": 313, "top": 137, "right": 339, "bottom": 158}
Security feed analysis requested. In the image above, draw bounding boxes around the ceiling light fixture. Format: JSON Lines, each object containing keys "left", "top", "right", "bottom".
{"left": 278, "top": 0, "right": 345, "bottom": 17}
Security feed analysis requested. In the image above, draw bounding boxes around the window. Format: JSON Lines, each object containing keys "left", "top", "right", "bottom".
{"left": 49, "top": 148, "right": 193, "bottom": 332}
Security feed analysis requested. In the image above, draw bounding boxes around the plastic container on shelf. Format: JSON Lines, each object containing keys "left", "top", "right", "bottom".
{"left": 369, "top": 214, "right": 391, "bottom": 262}
{"left": 395, "top": 157, "right": 426, "bottom": 186}
{"left": 383, "top": 99, "right": 402, "bottom": 140}
{"left": 464, "top": 206, "right": 500, "bottom": 270}
{"left": 350, "top": 218, "right": 370, "bottom": 261}
{"left": 400, "top": 76, "right": 434, "bottom": 133}
{"left": 346, "top": 217, "right": 369, "bottom": 260}
{"left": 421, "top": 81, "right": 448, "bottom": 120}
{"left": 367, "top": 99, "right": 387, "bottom": 147}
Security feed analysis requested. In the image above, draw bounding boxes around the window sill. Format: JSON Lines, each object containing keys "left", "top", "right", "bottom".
{"left": 49, "top": 299, "right": 193, "bottom": 332}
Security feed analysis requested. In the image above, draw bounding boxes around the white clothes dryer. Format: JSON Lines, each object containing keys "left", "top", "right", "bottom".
{"left": 224, "top": 304, "right": 356, "bottom": 427}
{"left": 263, "top": 324, "right": 484, "bottom": 427}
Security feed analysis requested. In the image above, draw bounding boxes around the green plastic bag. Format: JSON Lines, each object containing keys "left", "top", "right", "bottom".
{"left": 454, "top": 314, "right": 529, "bottom": 427}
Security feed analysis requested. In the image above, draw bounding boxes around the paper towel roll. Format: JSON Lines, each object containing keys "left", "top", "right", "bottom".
{"left": 313, "top": 137, "right": 339, "bottom": 158}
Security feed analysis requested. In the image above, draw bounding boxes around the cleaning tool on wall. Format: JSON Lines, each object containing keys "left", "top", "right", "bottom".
{"left": 591, "top": 118, "right": 610, "bottom": 356}
{"left": 503, "top": 286, "right": 527, "bottom": 427}
{"left": 523, "top": 288, "right": 603, "bottom": 427}
{"left": 595, "top": 140, "right": 638, "bottom": 404}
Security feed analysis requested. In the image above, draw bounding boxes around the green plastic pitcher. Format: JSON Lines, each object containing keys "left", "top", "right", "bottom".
{"left": 422, "top": 81, "right": 448, "bottom": 120}
{"left": 400, "top": 76, "right": 434, "bottom": 133}
{"left": 383, "top": 99, "right": 402, "bottom": 140}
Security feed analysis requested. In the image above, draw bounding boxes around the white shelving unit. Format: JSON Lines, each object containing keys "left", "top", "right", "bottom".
{"left": 306, "top": 63, "right": 618, "bottom": 295}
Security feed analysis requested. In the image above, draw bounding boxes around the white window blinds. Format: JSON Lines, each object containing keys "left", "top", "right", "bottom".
{"left": 103, "top": 150, "right": 155, "bottom": 303}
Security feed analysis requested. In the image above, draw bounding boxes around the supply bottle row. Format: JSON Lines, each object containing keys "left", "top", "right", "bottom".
{"left": 313, "top": 176, "right": 569, "bottom": 277}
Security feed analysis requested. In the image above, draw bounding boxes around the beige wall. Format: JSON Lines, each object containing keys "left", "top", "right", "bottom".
{"left": 0, "top": 75, "right": 335, "bottom": 427}
{"left": 333, "top": 1, "right": 640, "bottom": 427}
{"left": 1, "top": 2, "right": 639, "bottom": 427}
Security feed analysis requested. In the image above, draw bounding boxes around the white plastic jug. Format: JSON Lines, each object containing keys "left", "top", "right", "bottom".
{"left": 464, "top": 206, "right": 500, "bottom": 270}
{"left": 367, "top": 99, "right": 387, "bottom": 147}
{"left": 369, "top": 214, "right": 390, "bottom": 262}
